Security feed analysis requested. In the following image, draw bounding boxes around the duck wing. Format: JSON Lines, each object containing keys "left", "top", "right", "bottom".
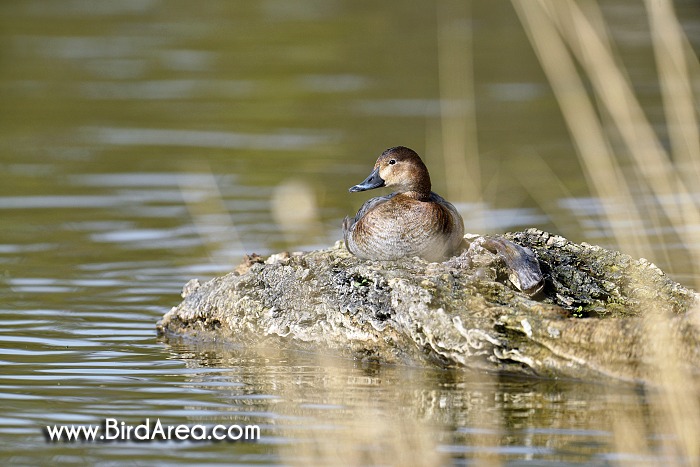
{"left": 349, "top": 193, "right": 397, "bottom": 226}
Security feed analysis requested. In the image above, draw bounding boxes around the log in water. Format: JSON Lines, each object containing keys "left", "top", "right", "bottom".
{"left": 158, "top": 228, "right": 699, "bottom": 382}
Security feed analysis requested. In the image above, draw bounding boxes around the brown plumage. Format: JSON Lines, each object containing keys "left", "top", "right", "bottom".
{"left": 343, "top": 146, "right": 465, "bottom": 261}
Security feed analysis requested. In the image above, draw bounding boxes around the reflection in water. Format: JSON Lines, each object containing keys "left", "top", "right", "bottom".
{"left": 164, "top": 337, "right": 658, "bottom": 465}
{"left": 86, "top": 127, "right": 338, "bottom": 151}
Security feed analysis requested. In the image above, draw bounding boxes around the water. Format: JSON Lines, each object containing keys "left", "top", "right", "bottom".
{"left": 1, "top": 0, "right": 699, "bottom": 464}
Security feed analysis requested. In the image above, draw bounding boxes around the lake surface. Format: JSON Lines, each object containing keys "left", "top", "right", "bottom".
{"left": 1, "top": 0, "right": 699, "bottom": 465}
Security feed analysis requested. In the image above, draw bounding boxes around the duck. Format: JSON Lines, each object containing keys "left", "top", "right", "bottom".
{"left": 343, "top": 146, "right": 465, "bottom": 261}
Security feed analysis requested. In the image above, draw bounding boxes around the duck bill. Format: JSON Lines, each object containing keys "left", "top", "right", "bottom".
{"left": 349, "top": 167, "right": 385, "bottom": 192}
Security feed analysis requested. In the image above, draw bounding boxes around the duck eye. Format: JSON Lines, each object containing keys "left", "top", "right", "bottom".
{"left": 388, "top": 159, "right": 396, "bottom": 165}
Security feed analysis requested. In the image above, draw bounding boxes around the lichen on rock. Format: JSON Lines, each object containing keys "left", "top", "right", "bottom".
{"left": 157, "top": 228, "right": 700, "bottom": 382}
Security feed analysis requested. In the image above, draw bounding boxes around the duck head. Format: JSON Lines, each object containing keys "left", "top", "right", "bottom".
{"left": 349, "top": 146, "right": 432, "bottom": 195}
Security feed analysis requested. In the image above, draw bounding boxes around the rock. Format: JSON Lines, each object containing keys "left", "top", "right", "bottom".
{"left": 157, "top": 228, "right": 700, "bottom": 382}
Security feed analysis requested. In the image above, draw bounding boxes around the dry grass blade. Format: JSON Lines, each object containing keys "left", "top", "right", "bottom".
{"left": 514, "top": 0, "right": 700, "bottom": 464}
{"left": 179, "top": 163, "right": 245, "bottom": 263}
{"left": 436, "top": 0, "right": 483, "bottom": 230}
{"left": 511, "top": 0, "right": 652, "bottom": 260}
{"left": 514, "top": 0, "right": 700, "bottom": 281}
{"left": 646, "top": 0, "right": 700, "bottom": 186}
{"left": 548, "top": 1, "right": 700, "bottom": 264}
